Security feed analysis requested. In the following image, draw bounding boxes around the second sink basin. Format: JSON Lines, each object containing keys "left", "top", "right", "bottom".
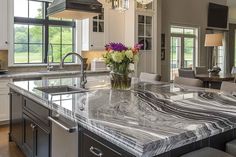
{"left": 35, "top": 85, "right": 88, "bottom": 95}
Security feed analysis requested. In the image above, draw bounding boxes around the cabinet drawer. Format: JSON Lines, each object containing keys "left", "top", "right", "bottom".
{"left": 23, "top": 98, "right": 50, "bottom": 126}
{"left": 82, "top": 132, "right": 122, "bottom": 157}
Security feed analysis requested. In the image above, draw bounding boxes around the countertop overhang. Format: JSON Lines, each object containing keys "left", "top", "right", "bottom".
{"left": 8, "top": 76, "right": 236, "bottom": 157}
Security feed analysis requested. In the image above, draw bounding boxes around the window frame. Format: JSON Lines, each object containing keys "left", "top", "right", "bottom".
{"left": 10, "top": 0, "right": 76, "bottom": 66}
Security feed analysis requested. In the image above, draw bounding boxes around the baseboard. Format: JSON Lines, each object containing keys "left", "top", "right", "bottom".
{"left": 0, "top": 120, "right": 9, "bottom": 126}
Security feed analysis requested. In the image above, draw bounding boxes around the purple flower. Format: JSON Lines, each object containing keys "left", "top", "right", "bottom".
{"left": 134, "top": 43, "right": 143, "bottom": 50}
{"left": 106, "top": 43, "right": 128, "bottom": 52}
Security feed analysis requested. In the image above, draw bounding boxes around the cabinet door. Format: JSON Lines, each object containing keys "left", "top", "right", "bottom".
{"left": 22, "top": 114, "right": 50, "bottom": 157}
{"left": 10, "top": 91, "right": 22, "bottom": 146}
{"left": 35, "top": 125, "right": 50, "bottom": 157}
{"left": 22, "top": 114, "right": 34, "bottom": 157}
{"left": 0, "top": 0, "right": 8, "bottom": 50}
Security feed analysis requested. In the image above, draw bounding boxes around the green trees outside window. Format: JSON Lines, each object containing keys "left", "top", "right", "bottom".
{"left": 14, "top": 0, "right": 75, "bottom": 64}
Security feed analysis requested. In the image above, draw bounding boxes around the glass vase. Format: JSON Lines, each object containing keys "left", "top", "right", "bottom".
{"left": 110, "top": 72, "right": 131, "bottom": 90}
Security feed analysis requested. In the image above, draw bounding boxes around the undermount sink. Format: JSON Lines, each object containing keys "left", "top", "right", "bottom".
{"left": 35, "top": 85, "right": 88, "bottom": 94}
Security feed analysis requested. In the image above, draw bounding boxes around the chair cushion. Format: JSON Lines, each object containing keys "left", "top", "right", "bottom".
{"left": 181, "top": 147, "right": 234, "bottom": 157}
{"left": 226, "top": 139, "right": 236, "bottom": 156}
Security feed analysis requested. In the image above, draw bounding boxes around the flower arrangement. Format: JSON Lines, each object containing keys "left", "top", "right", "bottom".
{"left": 103, "top": 43, "right": 142, "bottom": 90}
{"left": 103, "top": 43, "right": 142, "bottom": 74}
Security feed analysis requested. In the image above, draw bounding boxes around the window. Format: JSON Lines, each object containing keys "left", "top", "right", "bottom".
{"left": 138, "top": 15, "right": 153, "bottom": 51}
{"left": 92, "top": 13, "right": 104, "bottom": 33}
{"left": 13, "top": 0, "right": 76, "bottom": 64}
{"left": 170, "top": 26, "right": 199, "bottom": 80}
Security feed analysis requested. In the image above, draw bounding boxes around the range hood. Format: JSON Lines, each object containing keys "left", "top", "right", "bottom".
{"left": 47, "top": 0, "right": 103, "bottom": 20}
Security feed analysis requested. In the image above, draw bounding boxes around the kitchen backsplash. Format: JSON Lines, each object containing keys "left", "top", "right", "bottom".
{"left": 81, "top": 51, "right": 105, "bottom": 69}
{"left": 0, "top": 50, "right": 82, "bottom": 72}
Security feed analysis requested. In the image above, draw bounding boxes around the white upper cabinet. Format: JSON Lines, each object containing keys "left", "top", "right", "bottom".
{"left": 82, "top": 6, "right": 125, "bottom": 51}
{"left": 82, "top": 13, "right": 105, "bottom": 51}
{"left": 0, "top": 0, "right": 8, "bottom": 50}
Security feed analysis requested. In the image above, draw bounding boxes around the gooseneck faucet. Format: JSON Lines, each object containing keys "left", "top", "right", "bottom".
{"left": 47, "top": 43, "right": 54, "bottom": 71}
{"left": 60, "top": 52, "right": 87, "bottom": 88}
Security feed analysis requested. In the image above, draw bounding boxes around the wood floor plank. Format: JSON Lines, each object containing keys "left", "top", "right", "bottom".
{"left": 0, "top": 125, "right": 25, "bottom": 157}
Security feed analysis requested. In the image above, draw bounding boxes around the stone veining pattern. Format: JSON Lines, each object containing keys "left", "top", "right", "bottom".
{"left": 8, "top": 77, "right": 236, "bottom": 157}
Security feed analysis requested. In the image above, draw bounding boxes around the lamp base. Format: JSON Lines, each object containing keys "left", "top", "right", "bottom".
{"left": 208, "top": 65, "right": 221, "bottom": 76}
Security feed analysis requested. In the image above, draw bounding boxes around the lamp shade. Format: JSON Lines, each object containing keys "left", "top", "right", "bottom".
{"left": 204, "top": 33, "right": 223, "bottom": 47}
{"left": 205, "top": 33, "right": 223, "bottom": 47}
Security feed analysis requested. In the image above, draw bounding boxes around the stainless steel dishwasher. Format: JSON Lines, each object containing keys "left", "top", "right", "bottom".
{"left": 49, "top": 111, "right": 78, "bottom": 157}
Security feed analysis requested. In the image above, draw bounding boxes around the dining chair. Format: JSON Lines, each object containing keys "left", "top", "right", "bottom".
{"left": 180, "top": 147, "right": 233, "bottom": 157}
{"left": 195, "top": 66, "right": 208, "bottom": 75}
{"left": 220, "top": 81, "right": 236, "bottom": 93}
{"left": 139, "top": 72, "right": 161, "bottom": 82}
{"left": 178, "top": 69, "right": 195, "bottom": 78}
{"left": 231, "top": 67, "right": 236, "bottom": 74}
{"left": 174, "top": 77, "right": 203, "bottom": 87}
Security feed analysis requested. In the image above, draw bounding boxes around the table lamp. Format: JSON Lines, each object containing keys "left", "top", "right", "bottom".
{"left": 205, "top": 33, "right": 223, "bottom": 76}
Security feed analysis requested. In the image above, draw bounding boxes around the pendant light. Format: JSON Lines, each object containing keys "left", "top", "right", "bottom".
{"left": 136, "top": 0, "right": 153, "bottom": 5}
{"left": 98, "top": 0, "right": 129, "bottom": 11}
{"left": 111, "top": 0, "right": 129, "bottom": 11}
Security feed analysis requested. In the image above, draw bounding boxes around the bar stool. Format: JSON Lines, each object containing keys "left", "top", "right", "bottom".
{"left": 139, "top": 72, "right": 161, "bottom": 82}
{"left": 180, "top": 147, "right": 234, "bottom": 157}
{"left": 226, "top": 139, "right": 236, "bottom": 156}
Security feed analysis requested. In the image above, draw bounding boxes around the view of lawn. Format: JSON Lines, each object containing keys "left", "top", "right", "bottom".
{"left": 14, "top": 0, "right": 74, "bottom": 64}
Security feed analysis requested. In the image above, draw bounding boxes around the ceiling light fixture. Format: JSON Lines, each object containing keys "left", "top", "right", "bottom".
{"left": 98, "top": 0, "right": 129, "bottom": 11}
{"left": 136, "top": 0, "right": 153, "bottom": 5}
{"left": 111, "top": 0, "right": 129, "bottom": 11}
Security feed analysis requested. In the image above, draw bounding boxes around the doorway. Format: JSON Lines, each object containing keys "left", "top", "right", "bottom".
{"left": 170, "top": 26, "right": 198, "bottom": 80}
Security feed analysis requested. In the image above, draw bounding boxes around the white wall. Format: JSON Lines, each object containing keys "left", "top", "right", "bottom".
{"left": 228, "top": 0, "right": 236, "bottom": 23}
{"left": 161, "top": 0, "right": 227, "bottom": 81}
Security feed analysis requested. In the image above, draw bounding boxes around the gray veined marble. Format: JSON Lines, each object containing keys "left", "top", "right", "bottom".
{"left": 8, "top": 76, "right": 236, "bottom": 157}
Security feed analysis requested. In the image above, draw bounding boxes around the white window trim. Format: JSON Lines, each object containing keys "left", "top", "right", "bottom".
{"left": 8, "top": 0, "right": 81, "bottom": 67}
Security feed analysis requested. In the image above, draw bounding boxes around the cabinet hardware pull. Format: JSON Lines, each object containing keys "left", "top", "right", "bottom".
{"left": 48, "top": 116, "right": 77, "bottom": 133}
{"left": 89, "top": 146, "right": 103, "bottom": 157}
{"left": 30, "top": 124, "right": 36, "bottom": 130}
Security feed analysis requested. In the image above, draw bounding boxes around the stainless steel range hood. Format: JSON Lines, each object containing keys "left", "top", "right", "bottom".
{"left": 47, "top": 0, "right": 102, "bottom": 20}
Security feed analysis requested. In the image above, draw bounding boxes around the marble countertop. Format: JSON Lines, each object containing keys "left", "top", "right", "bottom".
{"left": 0, "top": 70, "right": 109, "bottom": 79}
{"left": 8, "top": 76, "right": 236, "bottom": 157}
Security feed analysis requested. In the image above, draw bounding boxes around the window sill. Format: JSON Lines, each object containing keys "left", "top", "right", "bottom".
{"left": 8, "top": 63, "right": 80, "bottom": 68}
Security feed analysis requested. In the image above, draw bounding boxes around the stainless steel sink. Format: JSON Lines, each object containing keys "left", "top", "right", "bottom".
{"left": 35, "top": 85, "right": 88, "bottom": 94}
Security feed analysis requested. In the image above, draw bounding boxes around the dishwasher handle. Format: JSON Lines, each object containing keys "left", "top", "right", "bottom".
{"left": 48, "top": 116, "right": 77, "bottom": 133}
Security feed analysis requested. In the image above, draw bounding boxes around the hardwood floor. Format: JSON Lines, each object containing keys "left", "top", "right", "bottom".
{"left": 0, "top": 125, "right": 25, "bottom": 157}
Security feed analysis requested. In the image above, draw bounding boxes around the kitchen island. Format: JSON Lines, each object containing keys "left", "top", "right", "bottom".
{"left": 8, "top": 76, "right": 236, "bottom": 157}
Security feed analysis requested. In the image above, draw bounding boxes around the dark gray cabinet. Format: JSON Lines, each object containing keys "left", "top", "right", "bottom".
{"left": 22, "top": 114, "right": 34, "bottom": 157}
{"left": 10, "top": 89, "right": 51, "bottom": 157}
{"left": 10, "top": 90, "right": 23, "bottom": 147}
{"left": 22, "top": 113, "right": 50, "bottom": 157}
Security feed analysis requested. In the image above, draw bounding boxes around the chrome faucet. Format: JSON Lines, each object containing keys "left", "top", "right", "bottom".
{"left": 60, "top": 52, "right": 87, "bottom": 88}
{"left": 47, "top": 43, "right": 54, "bottom": 71}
